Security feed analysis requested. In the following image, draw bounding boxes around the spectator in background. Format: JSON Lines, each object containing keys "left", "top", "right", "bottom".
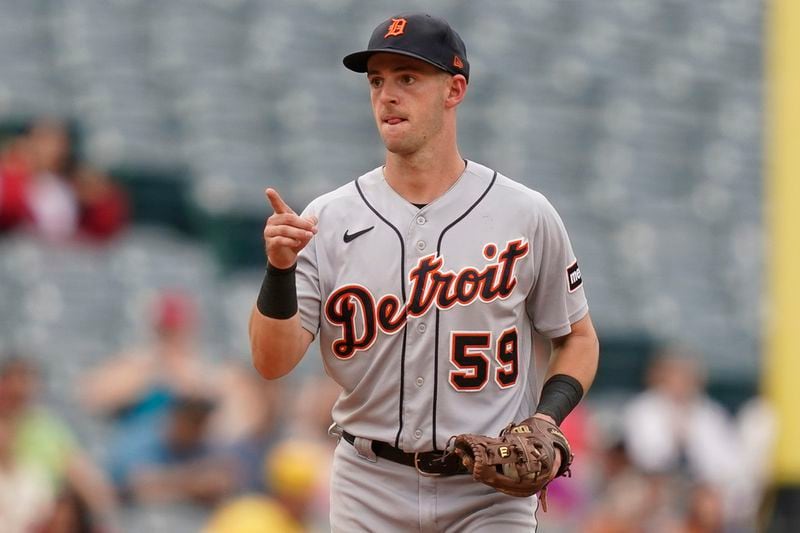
{"left": 0, "top": 133, "right": 33, "bottom": 231}
{"left": 622, "top": 347, "right": 742, "bottom": 524}
{"left": 264, "top": 439, "right": 331, "bottom": 530}
{"left": 206, "top": 495, "right": 302, "bottom": 533}
{"left": 72, "top": 163, "right": 129, "bottom": 241}
{"left": 205, "top": 438, "right": 330, "bottom": 533}
{"left": 732, "top": 396, "right": 776, "bottom": 528}
{"left": 672, "top": 483, "right": 725, "bottom": 533}
{"left": 0, "top": 412, "right": 53, "bottom": 533}
{"left": 20, "top": 118, "right": 79, "bottom": 240}
{"left": 624, "top": 349, "right": 740, "bottom": 480}
{"left": 0, "top": 355, "right": 117, "bottom": 531}
{"left": 582, "top": 438, "right": 678, "bottom": 533}
{"left": 80, "top": 290, "right": 217, "bottom": 427}
{"left": 108, "top": 396, "right": 235, "bottom": 505}
{"left": 80, "top": 291, "right": 221, "bottom": 501}
{"left": 0, "top": 117, "right": 128, "bottom": 241}
{"left": 208, "top": 362, "right": 284, "bottom": 494}
{"left": 40, "top": 486, "right": 96, "bottom": 533}
{"left": 81, "top": 291, "right": 283, "bottom": 501}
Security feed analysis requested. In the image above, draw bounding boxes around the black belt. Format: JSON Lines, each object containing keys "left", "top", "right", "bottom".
{"left": 342, "top": 431, "right": 468, "bottom": 476}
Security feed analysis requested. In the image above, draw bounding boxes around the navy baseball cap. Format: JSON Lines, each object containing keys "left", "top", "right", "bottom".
{"left": 343, "top": 13, "right": 470, "bottom": 82}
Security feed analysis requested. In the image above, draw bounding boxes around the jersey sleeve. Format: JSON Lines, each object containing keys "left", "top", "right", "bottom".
{"left": 296, "top": 203, "right": 321, "bottom": 337}
{"left": 526, "top": 196, "right": 589, "bottom": 338}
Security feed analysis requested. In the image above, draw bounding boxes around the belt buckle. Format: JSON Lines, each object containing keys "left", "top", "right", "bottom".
{"left": 414, "top": 451, "right": 453, "bottom": 477}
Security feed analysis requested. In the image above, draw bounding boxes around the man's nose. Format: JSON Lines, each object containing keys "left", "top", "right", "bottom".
{"left": 378, "top": 84, "right": 399, "bottom": 106}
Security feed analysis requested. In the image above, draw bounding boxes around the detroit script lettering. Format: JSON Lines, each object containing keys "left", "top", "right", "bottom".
{"left": 324, "top": 239, "right": 529, "bottom": 359}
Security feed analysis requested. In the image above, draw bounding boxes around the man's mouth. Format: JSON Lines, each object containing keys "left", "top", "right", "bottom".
{"left": 383, "top": 116, "right": 407, "bottom": 125}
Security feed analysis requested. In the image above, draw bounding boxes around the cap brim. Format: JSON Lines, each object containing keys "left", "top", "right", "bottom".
{"left": 343, "top": 48, "right": 449, "bottom": 74}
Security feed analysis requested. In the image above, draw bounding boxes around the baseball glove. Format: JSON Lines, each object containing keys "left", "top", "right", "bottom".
{"left": 451, "top": 416, "right": 573, "bottom": 506}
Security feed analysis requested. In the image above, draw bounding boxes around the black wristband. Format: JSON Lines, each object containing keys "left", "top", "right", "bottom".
{"left": 256, "top": 262, "right": 298, "bottom": 319}
{"left": 535, "top": 374, "right": 584, "bottom": 426}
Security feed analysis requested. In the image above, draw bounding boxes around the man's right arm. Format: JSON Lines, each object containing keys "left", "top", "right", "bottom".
{"left": 249, "top": 309, "right": 313, "bottom": 379}
{"left": 249, "top": 187, "right": 318, "bottom": 380}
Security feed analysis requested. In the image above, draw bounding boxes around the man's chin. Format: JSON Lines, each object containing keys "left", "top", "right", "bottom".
{"left": 382, "top": 139, "right": 417, "bottom": 156}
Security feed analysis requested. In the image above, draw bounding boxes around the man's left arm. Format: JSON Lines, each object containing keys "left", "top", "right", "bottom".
{"left": 535, "top": 312, "right": 599, "bottom": 423}
{"left": 532, "top": 312, "right": 599, "bottom": 478}
{"left": 526, "top": 196, "right": 599, "bottom": 427}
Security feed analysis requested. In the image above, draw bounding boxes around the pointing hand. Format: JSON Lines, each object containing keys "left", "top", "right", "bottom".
{"left": 263, "top": 188, "right": 318, "bottom": 269}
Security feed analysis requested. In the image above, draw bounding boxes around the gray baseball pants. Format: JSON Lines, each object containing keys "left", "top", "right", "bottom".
{"left": 329, "top": 438, "right": 538, "bottom": 532}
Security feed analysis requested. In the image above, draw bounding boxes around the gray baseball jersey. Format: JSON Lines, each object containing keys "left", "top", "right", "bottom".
{"left": 296, "top": 160, "right": 588, "bottom": 452}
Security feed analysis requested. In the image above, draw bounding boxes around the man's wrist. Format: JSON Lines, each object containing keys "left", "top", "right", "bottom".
{"left": 535, "top": 374, "right": 584, "bottom": 426}
{"left": 532, "top": 412, "right": 558, "bottom": 426}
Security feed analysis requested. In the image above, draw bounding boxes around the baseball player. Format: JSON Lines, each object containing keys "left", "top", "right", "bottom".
{"left": 250, "top": 12, "right": 600, "bottom": 532}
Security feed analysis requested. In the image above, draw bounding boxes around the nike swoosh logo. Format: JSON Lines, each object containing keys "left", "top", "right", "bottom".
{"left": 343, "top": 226, "right": 375, "bottom": 243}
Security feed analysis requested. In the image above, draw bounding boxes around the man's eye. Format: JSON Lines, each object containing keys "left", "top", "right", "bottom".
{"left": 370, "top": 78, "right": 383, "bottom": 88}
{"left": 401, "top": 75, "right": 415, "bottom": 85}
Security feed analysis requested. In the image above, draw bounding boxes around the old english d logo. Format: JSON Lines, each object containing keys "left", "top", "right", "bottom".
{"left": 385, "top": 18, "right": 407, "bottom": 38}
{"left": 453, "top": 55, "right": 464, "bottom": 69}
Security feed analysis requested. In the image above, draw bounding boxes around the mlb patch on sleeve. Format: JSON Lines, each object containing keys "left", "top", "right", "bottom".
{"left": 567, "top": 261, "right": 582, "bottom": 293}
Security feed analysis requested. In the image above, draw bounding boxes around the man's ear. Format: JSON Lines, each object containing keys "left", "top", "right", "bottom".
{"left": 444, "top": 74, "right": 468, "bottom": 109}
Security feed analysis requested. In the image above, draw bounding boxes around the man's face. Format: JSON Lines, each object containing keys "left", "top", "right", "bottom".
{"left": 28, "top": 120, "right": 70, "bottom": 173}
{"left": 367, "top": 53, "right": 451, "bottom": 155}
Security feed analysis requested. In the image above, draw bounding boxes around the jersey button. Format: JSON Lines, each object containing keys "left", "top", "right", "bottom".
{"left": 417, "top": 323, "right": 426, "bottom": 333}
{"left": 416, "top": 377, "right": 424, "bottom": 387}
{"left": 416, "top": 215, "right": 426, "bottom": 225}
{"left": 414, "top": 429, "right": 422, "bottom": 439}
{"left": 416, "top": 240, "right": 426, "bottom": 251}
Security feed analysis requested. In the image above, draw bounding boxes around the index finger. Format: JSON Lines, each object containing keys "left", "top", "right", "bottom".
{"left": 265, "top": 188, "right": 295, "bottom": 215}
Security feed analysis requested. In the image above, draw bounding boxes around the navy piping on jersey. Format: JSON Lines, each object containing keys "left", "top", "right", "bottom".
{"left": 431, "top": 170, "right": 497, "bottom": 450}
{"left": 354, "top": 177, "right": 409, "bottom": 449}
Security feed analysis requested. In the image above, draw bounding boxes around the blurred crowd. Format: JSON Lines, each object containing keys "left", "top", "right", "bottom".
{"left": 0, "top": 290, "right": 775, "bottom": 532}
{"left": 1, "top": 289, "right": 341, "bottom": 533}
{"left": 0, "top": 118, "right": 128, "bottom": 243}
{"left": 541, "top": 348, "right": 775, "bottom": 533}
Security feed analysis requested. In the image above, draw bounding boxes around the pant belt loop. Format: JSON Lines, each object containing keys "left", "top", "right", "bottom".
{"left": 328, "top": 423, "right": 343, "bottom": 441}
{"left": 353, "top": 436, "right": 378, "bottom": 463}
